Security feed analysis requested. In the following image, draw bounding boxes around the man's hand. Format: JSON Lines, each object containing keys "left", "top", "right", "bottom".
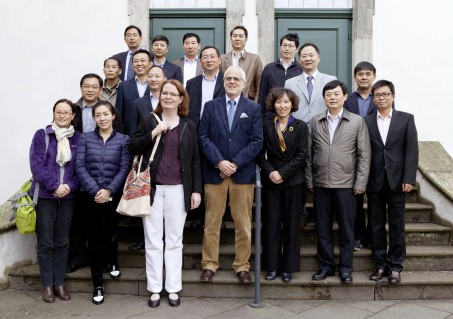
{"left": 217, "top": 160, "right": 237, "bottom": 177}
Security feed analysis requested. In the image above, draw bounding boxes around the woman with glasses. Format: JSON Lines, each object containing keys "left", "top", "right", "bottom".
{"left": 257, "top": 87, "right": 308, "bottom": 283}
{"left": 29, "top": 99, "right": 81, "bottom": 303}
{"left": 129, "top": 79, "right": 202, "bottom": 308}
{"left": 76, "top": 101, "right": 130, "bottom": 305}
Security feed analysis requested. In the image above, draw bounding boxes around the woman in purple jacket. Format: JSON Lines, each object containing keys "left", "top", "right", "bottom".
{"left": 29, "top": 99, "right": 81, "bottom": 303}
{"left": 76, "top": 101, "right": 130, "bottom": 305}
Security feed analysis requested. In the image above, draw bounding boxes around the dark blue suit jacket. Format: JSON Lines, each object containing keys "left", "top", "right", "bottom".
{"left": 115, "top": 78, "right": 150, "bottom": 137}
{"left": 198, "top": 96, "right": 263, "bottom": 184}
{"left": 112, "top": 51, "right": 128, "bottom": 81}
{"left": 344, "top": 91, "right": 377, "bottom": 116}
{"left": 129, "top": 95, "right": 153, "bottom": 140}
{"left": 162, "top": 60, "right": 183, "bottom": 83}
{"left": 365, "top": 110, "right": 418, "bottom": 192}
{"left": 186, "top": 72, "right": 225, "bottom": 126}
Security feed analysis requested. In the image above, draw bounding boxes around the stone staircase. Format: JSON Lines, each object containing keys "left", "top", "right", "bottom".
{"left": 8, "top": 187, "right": 453, "bottom": 300}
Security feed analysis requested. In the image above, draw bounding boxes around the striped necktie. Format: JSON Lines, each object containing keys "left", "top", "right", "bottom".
{"left": 227, "top": 100, "right": 236, "bottom": 130}
{"left": 307, "top": 75, "right": 314, "bottom": 102}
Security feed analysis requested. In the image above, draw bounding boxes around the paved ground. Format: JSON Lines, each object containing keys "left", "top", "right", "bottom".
{"left": 1, "top": 289, "right": 452, "bottom": 319}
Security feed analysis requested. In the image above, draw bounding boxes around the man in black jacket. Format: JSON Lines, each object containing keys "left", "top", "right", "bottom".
{"left": 258, "top": 33, "right": 302, "bottom": 120}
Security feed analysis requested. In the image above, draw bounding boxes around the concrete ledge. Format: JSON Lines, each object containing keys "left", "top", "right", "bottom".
{"left": 417, "top": 141, "right": 453, "bottom": 227}
{"left": 418, "top": 141, "right": 453, "bottom": 201}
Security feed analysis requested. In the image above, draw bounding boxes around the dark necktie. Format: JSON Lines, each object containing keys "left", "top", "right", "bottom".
{"left": 307, "top": 75, "right": 314, "bottom": 102}
{"left": 127, "top": 52, "right": 134, "bottom": 81}
{"left": 227, "top": 100, "right": 236, "bottom": 130}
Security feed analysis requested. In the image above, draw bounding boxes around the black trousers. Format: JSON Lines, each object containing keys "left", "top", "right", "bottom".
{"left": 367, "top": 178, "right": 406, "bottom": 273}
{"left": 353, "top": 193, "right": 371, "bottom": 244}
{"left": 81, "top": 192, "right": 120, "bottom": 288}
{"left": 313, "top": 187, "right": 356, "bottom": 274}
{"left": 262, "top": 184, "right": 306, "bottom": 273}
{"left": 67, "top": 192, "right": 88, "bottom": 267}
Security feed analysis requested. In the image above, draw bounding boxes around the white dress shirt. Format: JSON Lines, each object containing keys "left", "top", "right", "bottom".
{"left": 377, "top": 109, "right": 393, "bottom": 145}
{"left": 327, "top": 108, "right": 343, "bottom": 144}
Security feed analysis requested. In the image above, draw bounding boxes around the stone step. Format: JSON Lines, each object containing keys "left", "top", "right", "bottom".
{"left": 301, "top": 202, "right": 432, "bottom": 223}
{"left": 304, "top": 187, "right": 420, "bottom": 203}
{"left": 9, "top": 265, "right": 453, "bottom": 300}
{"left": 117, "top": 243, "right": 453, "bottom": 272}
{"left": 179, "top": 222, "right": 451, "bottom": 246}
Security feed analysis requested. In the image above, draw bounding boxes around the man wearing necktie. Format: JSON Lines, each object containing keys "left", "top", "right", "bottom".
{"left": 198, "top": 66, "right": 263, "bottom": 284}
{"left": 112, "top": 25, "right": 144, "bottom": 81}
{"left": 285, "top": 42, "right": 337, "bottom": 123}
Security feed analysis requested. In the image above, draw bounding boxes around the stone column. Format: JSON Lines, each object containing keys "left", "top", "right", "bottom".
{"left": 225, "top": 0, "right": 245, "bottom": 50}
{"left": 129, "top": 0, "right": 150, "bottom": 51}
{"left": 256, "top": 0, "right": 275, "bottom": 66}
{"left": 352, "top": 0, "right": 374, "bottom": 72}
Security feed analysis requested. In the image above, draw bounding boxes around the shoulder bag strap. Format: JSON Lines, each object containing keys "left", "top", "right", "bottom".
{"left": 149, "top": 113, "right": 162, "bottom": 164}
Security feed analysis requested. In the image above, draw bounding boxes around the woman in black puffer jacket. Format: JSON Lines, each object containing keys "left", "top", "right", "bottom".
{"left": 76, "top": 101, "right": 130, "bottom": 305}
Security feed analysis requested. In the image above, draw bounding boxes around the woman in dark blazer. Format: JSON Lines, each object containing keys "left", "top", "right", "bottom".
{"left": 256, "top": 87, "right": 308, "bottom": 283}
{"left": 129, "top": 79, "right": 202, "bottom": 308}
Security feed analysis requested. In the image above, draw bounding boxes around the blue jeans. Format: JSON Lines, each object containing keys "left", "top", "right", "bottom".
{"left": 35, "top": 198, "right": 75, "bottom": 287}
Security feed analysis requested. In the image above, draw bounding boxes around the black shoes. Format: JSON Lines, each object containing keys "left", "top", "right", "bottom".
{"left": 312, "top": 269, "right": 335, "bottom": 281}
{"left": 281, "top": 272, "right": 292, "bottom": 283}
{"left": 200, "top": 269, "right": 215, "bottom": 282}
{"left": 369, "top": 268, "right": 387, "bottom": 281}
{"left": 168, "top": 293, "right": 181, "bottom": 307}
{"left": 92, "top": 287, "right": 104, "bottom": 305}
{"left": 237, "top": 271, "right": 252, "bottom": 284}
{"left": 66, "top": 263, "right": 84, "bottom": 273}
{"left": 128, "top": 240, "right": 145, "bottom": 251}
{"left": 265, "top": 271, "right": 277, "bottom": 281}
{"left": 339, "top": 272, "right": 353, "bottom": 284}
{"left": 388, "top": 271, "right": 401, "bottom": 284}
{"left": 109, "top": 264, "right": 121, "bottom": 279}
{"left": 148, "top": 293, "right": 160, "bottom": 308}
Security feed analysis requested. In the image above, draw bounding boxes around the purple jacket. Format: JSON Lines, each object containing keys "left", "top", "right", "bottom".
{"left": 29, "top": 125, "right": 81, "bottom": 199}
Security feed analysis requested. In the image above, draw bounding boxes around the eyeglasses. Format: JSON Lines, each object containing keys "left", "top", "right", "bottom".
{"left": 55, "top": 111, "right": 73, "bottom": 117}
{"left": 161, "top": 92, "right": 181, "bottom": 98}
{"left": 374, "top": 92, "right": 392, "bottom": 99}
{"left": 281, "top": 44, "right": 296, "bottom": 49}
{"left": 82, "top": 84, "right": 100, "bottom": 91}
{"left": 201, "top": 55, "right": 218, "bottom": 61}
{"left": 225, "top": 76, "right": 244, "bottom": 83}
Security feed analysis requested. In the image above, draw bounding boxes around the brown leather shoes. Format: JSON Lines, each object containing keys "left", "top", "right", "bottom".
{"left": 54, "top": 285, "right": 71, "bottom": 301}
{"left": 42, "top": 286, "right": 55, "bottom": 303}
{"left": 388, "top": 271, "right": 401, "bottom": 284}
{"left": 200, "top": 269, "right": 215, "bottom": 282}
{"left": 237, "top": 271, "right": 251, "bottom": 284}
{"left": 369, "top": 268, "right": 386, "bottom": 281}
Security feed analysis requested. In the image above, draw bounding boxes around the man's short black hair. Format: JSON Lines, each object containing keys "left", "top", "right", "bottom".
{"left": 183, "top": 33, "right": 201, "bottom": 44}
{"left": 124, "top": 25, "right": 142, "bottom": 37}
{"left": 79, "top": 73, "right": 103, "bottom": 87}
{"left": 354, "top": 61, "right": 376, "bottom": 76}
{"left": 323, "top": 80, "right": 348, "bottom": 97}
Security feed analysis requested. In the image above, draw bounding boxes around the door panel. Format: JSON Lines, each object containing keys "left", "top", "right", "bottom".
{"left": 276, "top": 17, "right": 351, "bottom": 87}
{"left": 152, "top": 18, "right": 225, "bottom": 62}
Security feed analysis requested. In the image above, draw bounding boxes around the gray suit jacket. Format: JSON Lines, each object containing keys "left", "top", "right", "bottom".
{"left": 284, "top": 72, "right": 337, "bottom": 122}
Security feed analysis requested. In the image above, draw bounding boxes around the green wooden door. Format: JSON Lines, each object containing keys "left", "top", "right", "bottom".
{"left": 150, "top": 9, "right": 226, "bottom": 63}
{"left": 276, "top": 10, "right": 352, "bottom": 88}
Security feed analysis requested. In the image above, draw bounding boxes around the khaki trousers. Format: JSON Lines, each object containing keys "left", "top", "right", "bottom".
{"left": 202, "top": 177, "right": 254, "bottom": 273}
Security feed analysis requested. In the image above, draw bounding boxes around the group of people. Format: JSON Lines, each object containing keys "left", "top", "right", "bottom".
{"left": 28, "top": 24, "right": 418, "bottom": 308}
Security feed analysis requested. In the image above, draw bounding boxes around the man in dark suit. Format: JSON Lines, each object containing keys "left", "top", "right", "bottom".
{"left": 344, "top": 61, "right": 377, "bottom": 251}
{"left": 186, "top": 46, "right": 225, "bottom": 229}
{"left": 116, "top": 49, "right": 152, "bottom": 137}
{"left": 365, "top": 80, "right": 418, "bottom": 284}
{"left": 307, "top": 80, "right": 371, "bottom": 284}
{"left": 198, "top": 66, "right": 263, "bottom": 284}
{"left": 113, "top": 25, "right": 143, "bottom": 81}
{"left": 151, "top": 35, "right": 183, "bottom": 83}
{"left": 187, "top": 46, "right": 225, "bottom": 126}
{"left": 172, "top": 32, "right": 203, "bottom": 87}
{"left": 132, "top": 66, "right": 167, "bottom": 131}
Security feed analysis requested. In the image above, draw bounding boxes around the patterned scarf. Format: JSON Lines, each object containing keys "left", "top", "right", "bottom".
{"left": 51, "top": 123, "right": 75, "bottom": 167}
{"left": 274, "top": 115, "right": 294, "bottom": 152}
